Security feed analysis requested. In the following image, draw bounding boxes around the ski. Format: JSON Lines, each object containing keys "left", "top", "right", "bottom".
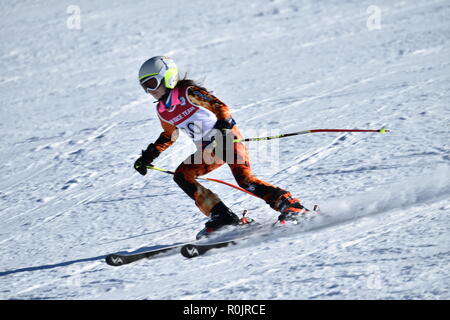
{"left": 180, "top": 205, "right": 321, "bottom": 258}
{"left": 105, "top": 242, "right": 188, "bottom": 266}
{"left": 180, "top": 220, "right": 281, "bottom": 259}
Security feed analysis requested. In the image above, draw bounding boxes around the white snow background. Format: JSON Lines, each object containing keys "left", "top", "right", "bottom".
{"left": 0, "top": 0, "right": 449, "bottom": 299}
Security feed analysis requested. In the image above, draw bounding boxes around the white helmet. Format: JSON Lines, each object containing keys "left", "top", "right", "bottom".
{"left": 138, "top": 56, "right": 179, "bottom": 90}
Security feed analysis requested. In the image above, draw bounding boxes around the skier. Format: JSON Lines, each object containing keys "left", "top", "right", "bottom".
{"left": 134, "top": 56, "right": 309, "bottom": 238}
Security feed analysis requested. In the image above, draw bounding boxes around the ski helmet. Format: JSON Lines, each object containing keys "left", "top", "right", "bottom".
{"left": 138, "top": 56, "right": 179, "bottom": 90}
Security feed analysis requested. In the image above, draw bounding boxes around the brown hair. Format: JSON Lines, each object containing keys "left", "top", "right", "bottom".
{"left": 176, "top": 73, "right": 207, "bottom": 91}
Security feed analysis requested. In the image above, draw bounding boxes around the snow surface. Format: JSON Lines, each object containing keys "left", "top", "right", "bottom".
{"left": 1, "top": 0, "right": 449, "bottom": 300}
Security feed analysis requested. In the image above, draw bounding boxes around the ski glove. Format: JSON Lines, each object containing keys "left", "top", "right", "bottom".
{"left": 213, "top": 118, "right": 236, "bottom": 133}
{"left": 133, "top": 143, "right": 161, "bottom": 176}
{"left": 212, "top": 118, "right": 236, "bottom": 141}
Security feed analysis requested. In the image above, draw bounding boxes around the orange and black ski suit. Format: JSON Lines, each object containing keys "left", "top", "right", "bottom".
{"left": 152, "top": 85, "right": 295, "bottom": 216}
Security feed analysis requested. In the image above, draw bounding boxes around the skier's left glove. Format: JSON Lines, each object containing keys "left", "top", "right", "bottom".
{"left": 133, "top": 143, "right": 160, "bottom": 176}
{"left": 213, "top": 118, "right": 236, "bottom": 134}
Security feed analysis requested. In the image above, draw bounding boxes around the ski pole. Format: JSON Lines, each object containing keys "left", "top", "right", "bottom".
{"left": 233, "top": 127, "right": 389, "bottom": 143}
{"left": 146, "top": 128, "right": 389, "bottom": 197}
{"left": 146, "top": 165, "right": 261, "bottom": 199}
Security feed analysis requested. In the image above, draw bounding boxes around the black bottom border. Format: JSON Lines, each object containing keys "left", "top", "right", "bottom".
{"left": 0, "top": 299, "right": 444, "bottom": 318}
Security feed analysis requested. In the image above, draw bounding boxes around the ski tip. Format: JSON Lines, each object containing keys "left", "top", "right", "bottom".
{"left": 379, "top": 127, "right": 390, "bottom": 134}
{"left": 181, "top": 244, "right": 201, "bottom": 259}
{"left": 105, "top": 254, "right": 124, "bottom": 266}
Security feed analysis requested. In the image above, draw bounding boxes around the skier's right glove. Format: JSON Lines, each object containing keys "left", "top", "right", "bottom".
{"left": 133, "top": 143, "right": 160, "bottom": 176}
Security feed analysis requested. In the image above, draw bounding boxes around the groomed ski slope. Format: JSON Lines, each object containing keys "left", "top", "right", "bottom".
{"left": 0, "top": 0, "right": 449, "bottom": 299}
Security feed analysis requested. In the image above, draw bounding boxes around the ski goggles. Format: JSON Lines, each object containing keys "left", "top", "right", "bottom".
{"left": 140, "top": 73, "right": 164, "bottom": 93}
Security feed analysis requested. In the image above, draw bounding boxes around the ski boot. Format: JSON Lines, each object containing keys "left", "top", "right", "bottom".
{"left": 196, "top": 202, "right": 241, "bottom": 240}
{"left": 276, "top": 193, "right": 310, "bottom": 224}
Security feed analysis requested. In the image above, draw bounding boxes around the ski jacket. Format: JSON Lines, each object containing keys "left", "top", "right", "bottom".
{"left": 153, "top": 85, "right": 233, "bottom": 153}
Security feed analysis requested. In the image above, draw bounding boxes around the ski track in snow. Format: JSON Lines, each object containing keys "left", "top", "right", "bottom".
{"left": 0, "top": 0, "right": 449, "bottom": 299}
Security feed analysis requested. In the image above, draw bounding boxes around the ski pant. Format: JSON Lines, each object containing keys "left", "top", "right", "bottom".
{"left": 173, "top": 126, "right": 292, "bottom": 216}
